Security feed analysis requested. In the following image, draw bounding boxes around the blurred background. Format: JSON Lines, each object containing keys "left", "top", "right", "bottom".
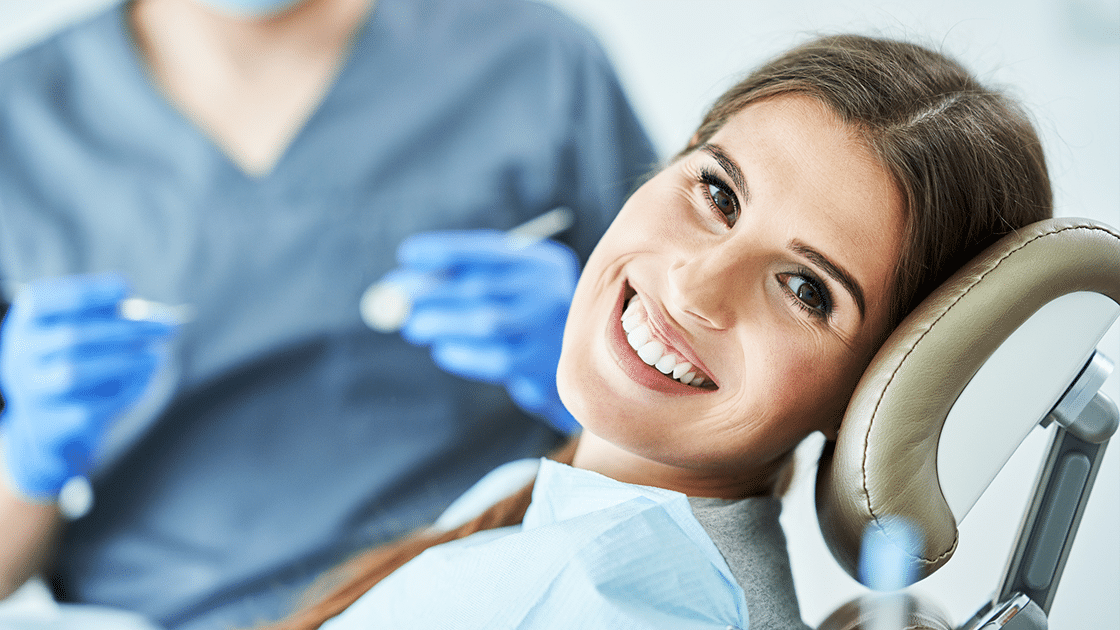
{"left": 1, "top": 0, "right": 1117, "bottom": 627}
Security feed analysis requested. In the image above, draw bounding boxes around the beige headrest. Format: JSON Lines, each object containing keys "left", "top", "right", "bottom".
{"left": 815, "top": 218, "right": 1120, "bottom": 583}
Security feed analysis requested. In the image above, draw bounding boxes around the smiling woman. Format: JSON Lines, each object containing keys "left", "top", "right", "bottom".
{"left": 561, "top": 94, "right": 905, "bottom": 500}
{"left": 264, "top": 33, "right": 1052, "bottom": 630}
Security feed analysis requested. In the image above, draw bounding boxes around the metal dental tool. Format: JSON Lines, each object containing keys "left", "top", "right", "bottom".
{"left": 119, "top": 297, "right": 196, "bottom": 325}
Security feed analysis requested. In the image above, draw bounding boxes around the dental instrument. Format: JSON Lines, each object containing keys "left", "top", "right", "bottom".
{"left": 3, "top": 282, "right": 194, "bottom": 327}
{"left": 54, "top": 297, "right": 192, "bottom": 520}
{"left": 118, "top": 298, "right": 196, "bottom": 325}
{"left": 57, "top": 298, "right": 192, "bottom": 520}
{"left": 54, "top": 298, "right": 191, "bottom": 520}
{"left": 359, "top": 206, "right": 574, "bottom": 333}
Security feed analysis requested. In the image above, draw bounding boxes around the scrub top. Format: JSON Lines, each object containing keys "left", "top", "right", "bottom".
{"left": 0, "top": 0, "right": 658, "bottom": 627}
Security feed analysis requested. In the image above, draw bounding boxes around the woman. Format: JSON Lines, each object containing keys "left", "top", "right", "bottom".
{"left": 267, "top": 33, "right": 1052, "bottom": 629}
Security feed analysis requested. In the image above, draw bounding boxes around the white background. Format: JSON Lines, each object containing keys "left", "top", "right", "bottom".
{"left": 0, "top": 0, "right": 1117, "bottom": 628}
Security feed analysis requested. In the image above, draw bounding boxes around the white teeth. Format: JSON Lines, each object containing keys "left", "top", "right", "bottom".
{"left": 637, "top": 340, "right": 665, "bottom": 365}
{"left": 627, "top": 324, "right": 651, "bottom": 349}
{"left": 655, "top": 353, "right": 677, "bottom": 374}
{"left": 622, "top": 313, "right": 640, "bottom": 333}
{"left": 621, "top": 294, "right": 711, "bottom": 388}
{"left": 623, "top": 297, "right": 639, "bottom": 318}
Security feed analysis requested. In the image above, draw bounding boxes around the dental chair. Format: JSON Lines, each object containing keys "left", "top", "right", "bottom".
{"left": 815, "top": 217, "right": 1120, "bottom": 629}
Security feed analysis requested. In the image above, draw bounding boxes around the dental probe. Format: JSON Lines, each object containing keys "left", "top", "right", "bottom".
{"left": 118, "top": 297, "right": 196, "bottom": 325}
{"left": 59, "top": 299, "right": 192, "bottom": 520}
{"left": 3, "top": 282, "right": 194, "bottom": 326}
{"left": 359, "top": 206, "right": 575, "bottom": 333}
{"left": 60, "top": 298, "right": 193, "bottom": 520}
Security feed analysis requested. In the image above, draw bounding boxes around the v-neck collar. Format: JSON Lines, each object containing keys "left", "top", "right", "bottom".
{"left": 103, "top": 0, "right": 383, "bottom": 187}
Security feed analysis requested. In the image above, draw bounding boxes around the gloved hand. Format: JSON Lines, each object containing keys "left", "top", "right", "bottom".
{"left": 0, "top": 273, "right": 175, "bottom": 500}
{"left": 391, "top": 230, "right": 581, "bottom": 434}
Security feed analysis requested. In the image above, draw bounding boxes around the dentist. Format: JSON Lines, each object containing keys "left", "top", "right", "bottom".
{"left": 0, "top": 0, "right": 655, "bottom": 627}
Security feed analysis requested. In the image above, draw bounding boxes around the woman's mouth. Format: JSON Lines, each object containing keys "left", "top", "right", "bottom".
{"left": 621, "top": 295, "right": 712, "bottom": 387}
{"left": 605, "top": 282, "right": 716, "bottom": 393}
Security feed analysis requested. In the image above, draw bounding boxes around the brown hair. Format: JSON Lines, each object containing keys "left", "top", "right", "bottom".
{"left": 264, "top": 34, "right": 1052, "bottom": 629}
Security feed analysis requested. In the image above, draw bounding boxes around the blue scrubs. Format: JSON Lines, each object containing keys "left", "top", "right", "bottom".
{"left": 0, "top": 0, "right": 657, "bottom": 627}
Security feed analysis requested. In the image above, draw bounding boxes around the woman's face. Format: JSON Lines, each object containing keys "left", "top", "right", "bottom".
{"left": 558, "top": 94, "right": 905, "bottom": 494}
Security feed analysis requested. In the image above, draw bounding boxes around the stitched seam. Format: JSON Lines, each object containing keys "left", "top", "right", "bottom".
{"left": 860, "top": 223, "right": 1119, "bottom": 563}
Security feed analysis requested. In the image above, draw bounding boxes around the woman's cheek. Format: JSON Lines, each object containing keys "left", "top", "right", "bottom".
{"left": 771, "top": 332, "right": 847, "bottom": 418}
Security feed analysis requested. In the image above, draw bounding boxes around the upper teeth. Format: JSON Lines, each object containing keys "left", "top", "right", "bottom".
{"left": 621, "top": 296, "right": 707, "bottom": 387}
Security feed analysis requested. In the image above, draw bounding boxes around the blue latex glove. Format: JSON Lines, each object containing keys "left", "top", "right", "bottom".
{"left": 0, "top": 273, "right": 175, "bottom": 500}
{"left": 392, "top": 230, "right": 581, "bottom": 434}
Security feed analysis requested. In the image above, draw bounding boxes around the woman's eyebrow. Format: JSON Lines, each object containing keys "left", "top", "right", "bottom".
{"left": 699, "top": 143, "right": 748, "bottom": 201}
{"left": 790, "top": 241, "right": 867, "bottom": 318}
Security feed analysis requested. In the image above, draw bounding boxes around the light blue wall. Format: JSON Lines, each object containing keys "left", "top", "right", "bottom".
{"left": 0, "top": 0, "right": 1116, "bottom": 627}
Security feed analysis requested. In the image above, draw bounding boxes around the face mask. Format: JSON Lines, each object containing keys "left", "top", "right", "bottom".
{"left": 196, "top": 0, "right": 305, "bottom": 17}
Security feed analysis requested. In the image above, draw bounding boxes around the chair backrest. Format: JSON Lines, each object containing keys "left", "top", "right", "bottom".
{"left": 815, "top": 217, "right": 1120, "bottom": 583}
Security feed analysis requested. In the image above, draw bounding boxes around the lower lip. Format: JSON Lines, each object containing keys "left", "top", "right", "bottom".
{"left": 606, "top": 285, "right": 707, "bottom": 395}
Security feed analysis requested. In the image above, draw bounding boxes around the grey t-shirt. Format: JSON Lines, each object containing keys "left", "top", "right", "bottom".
{"left": 690, "top": 496, "right": 811, "bottom": 630}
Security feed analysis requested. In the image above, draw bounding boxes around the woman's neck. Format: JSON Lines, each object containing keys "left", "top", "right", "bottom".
{"left": 128, "top": 0, "right": 376, "bottom": 175}
{"left": 570, "top": 431, "right": 783, "bottom": 500}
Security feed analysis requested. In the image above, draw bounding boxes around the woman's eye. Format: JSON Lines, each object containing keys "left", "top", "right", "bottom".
{"left": 779, "top": 272, "right": 832, "bottom": 318}
{"left": 700, "top": 170, "right": 740, "bottom": 226}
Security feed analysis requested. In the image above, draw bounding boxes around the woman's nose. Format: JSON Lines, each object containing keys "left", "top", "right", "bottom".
{"left": 666, "top": 246, "right": 753, "bottom": 330}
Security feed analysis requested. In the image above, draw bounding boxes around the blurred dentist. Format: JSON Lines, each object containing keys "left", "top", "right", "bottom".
{"left": 0, "top": 0, "right": 655, "bottom": 627}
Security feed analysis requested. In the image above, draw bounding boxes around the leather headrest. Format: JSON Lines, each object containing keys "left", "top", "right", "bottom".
{"left": 815, "top": 218, "right": 1120, "bottom": 583}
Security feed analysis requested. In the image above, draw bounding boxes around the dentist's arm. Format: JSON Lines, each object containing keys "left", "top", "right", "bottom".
{"left": 0, "top": 273, "right": 174, "bottom": 596}
{"left": 0, "top": 452, "right": 61, "bottom": 598}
